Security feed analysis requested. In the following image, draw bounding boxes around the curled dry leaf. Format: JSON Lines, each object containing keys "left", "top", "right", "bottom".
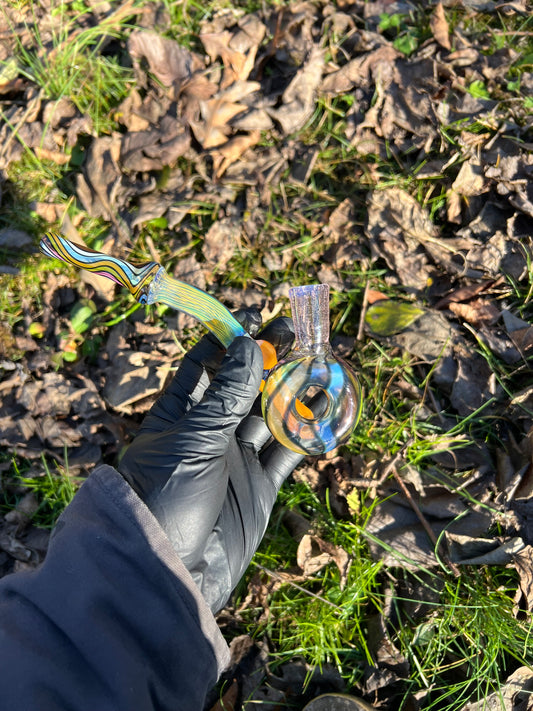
{"left": 191, "top": 81, "right": 260, "bottom": 149}
{"left": 448, "top": 298, "right": 500, "bottom": 327}
{"left": 268, "top": 46, "right": 325, "bottom": 134}
{"left": 365, "top": 188, "right": 437, "bottom": 290}
{"left": 128, "top": 30, "right": 204, "bottom": 94}
{"left": 458, "top": 665, "right": 533, "bottom": 711}
{"left": 512, "top": 545, "right": 533, "bottom": 614}
{"left": 212, "top": 129, "right": 261, "bottom": 178}
{"left": 120, "top": 116, "right": 190, "bottom": 171}
{"left": 200, "top": 31, "right": 258, "bottom": 88}
{"left": 430, "top": 2, "right": 451, "bottom": 50}
{"left": 296, "top": 533, "right": 350, "bottom": 588}
{"left": 202, "top": 218, "right": 242, "bottom": 272}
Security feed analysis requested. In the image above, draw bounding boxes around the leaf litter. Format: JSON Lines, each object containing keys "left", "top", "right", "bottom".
{"left": 1, "top": 0, "right": 533, "bottom": 707}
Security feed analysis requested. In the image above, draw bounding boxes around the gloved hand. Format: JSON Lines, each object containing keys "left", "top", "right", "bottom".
{"left": 118, "top": 311, "right": 303, "bottom": 613}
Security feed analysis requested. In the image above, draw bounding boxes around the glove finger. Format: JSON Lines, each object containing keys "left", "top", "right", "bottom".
{"left": 176, "top": 336, "right": 263, "bottom": 454}
{"left": 260, "top": 439, "right": 305, "bottom": 489}
{"left": 257, "top": 316, "right": 294, "bottom": 359}
{"left": 138, "top": 308, "right": 262, "bottom": 435}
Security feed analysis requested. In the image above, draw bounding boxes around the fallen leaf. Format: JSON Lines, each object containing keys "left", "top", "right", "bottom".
{"left": 365, "top": 301, "right": 425, "bottom": 336}
{"left": 212, "top": 130, "right": 261, "bottom": 177}
{"left": 268, "top": 46, "right": 325, "bottom": 134}
{"left": 366, "top": 479, "right": 494, "bottom": 570}
{"left": 103, "top": 351, "right": 171, "bottom": 413}
{"left": 365, "top": 188, "right": 437, "bottom": 290}
{"left": 128, "top": 30, "right": 204, "bottom": 94}
{"left": 458, "top": 666, "right": 533, "bottom": 711}
{"left": 120, "top": 116, "right": 190, "bottom": 171}
{"left": 297, "top": 534, "right": 332, "bottom": 576}
{"left": 450, "top": 345, "right": 493, "bottom": 416}
{"left": 448, "top": 298, "right": 500, "bottom": 327}
{"left": 445, "top": 533, "right": 525, "bottom": 564}
{"left": 434, "top": 279, "right": 500, "bottom": 309}
{"left": 320, "top": 45, "right": 400, "bottom": 96}
{"left": 34, "top": 146, "right": 71, "bottom": 165}
{"left": 451, "top": 158, "right": 486, "bottom": 197}
{"left": 200, "top": 31, "right": 257, "bottom": 88}
{"left": 512, "top": 546, "right": 533, "bottom": 614}
{"left": 202, "top": 218, "right": 242, "bottom": 272}
{"left": 296, "top": 533, "right": 350, "bottom": 587}
{"left": 430, "top": 3, "right": 451, "bottom": 50}
{"left": 191, "top": 81, "right": 260, "bottom": 149}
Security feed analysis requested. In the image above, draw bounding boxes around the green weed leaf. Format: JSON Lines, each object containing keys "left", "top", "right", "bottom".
{"left": 70, "top": 299, "right": 96, "bottom": 334}
{"left": 62, "top": 349, "right": 78, "bottom": 362}
{"left": 467, "top": 80, "right": 490, "bottom": 99}
{"left": 393, "top": 32, "right": 419, "bottom": 56}
{"left": 379, "top": 13, "right": 404, "bottom": 32}
{"left": 28, "top": 322, "right": 45, "bottom": 338}
{"left": 365, "top": 300, "right": 424, "bottom": 336}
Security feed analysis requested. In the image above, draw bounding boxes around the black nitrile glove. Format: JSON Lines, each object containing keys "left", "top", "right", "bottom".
{"left": 118, "top": 312, "right": 302, "bottom": 613}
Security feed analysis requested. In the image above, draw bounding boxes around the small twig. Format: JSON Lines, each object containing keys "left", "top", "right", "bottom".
{"left": 416, "top": 364, "right": 446, "bottom": 426}
{"left": 356, "top": 280, "right": 370, "bottom": 342}
{"left": 377, "top": 440, "right": 412, "bottom": 484}
{"left": 492, "top": 30, "right": 533, "bottom": 35}
{"left": 391, "top": 459, "right": 461, "bottom": 577}
{"left": 145, "top": 235, "right": 161, "bottom": 264}
{"left": 453, "top": 469, "right": 486, "bottom": 493}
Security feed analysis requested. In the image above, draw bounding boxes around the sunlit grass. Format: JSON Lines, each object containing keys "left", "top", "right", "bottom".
{"left": 1, "top": 2, "right": 532, "bottom": 709}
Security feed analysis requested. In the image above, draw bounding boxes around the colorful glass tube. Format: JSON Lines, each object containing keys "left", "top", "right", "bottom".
{"left": 261, "top": 284, "right": 362, "bottom": 455}
{"left": 40, "top": 232, "right": 247, "bottom": 347}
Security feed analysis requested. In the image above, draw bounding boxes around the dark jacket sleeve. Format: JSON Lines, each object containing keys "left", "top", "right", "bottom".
{"left": 0, "top": 465, "right": 230, "bottom": 711}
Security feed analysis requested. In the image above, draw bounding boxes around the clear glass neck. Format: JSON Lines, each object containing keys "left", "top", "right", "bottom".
{"left": 289, "top": 284, "right": 331, "bottom": 354}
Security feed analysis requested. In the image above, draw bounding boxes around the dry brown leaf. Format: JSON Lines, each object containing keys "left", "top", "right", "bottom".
{"left": 434, "top": 279, "right": 500, "bottom": 309}
{"left": 296, "top": 533, "right": 350, "bottom": 587}
{"left": 430, "top": 3, "right": 451, "bottom": 50}
{"left": 34, "top": 146, "right": 71, "bottom": 165}
{"left": 115, "top": 89, "right": 151, "bottom": 132}
{"left": 128, "top": 31, "right": 204, "bottom": 93}
{"left": 200, "top": 31, "right": 258, "bottom": 88}
{"left": 451, "top": 159, "right": 487, "bottom": 197}
{"left": 367, "top": 290, "right": 389, "bottom": 304}
{"left": 192, "top": 81, "right": 260, "bottom": 149}
{"left": 268, "top": 46, "right": 325, "bottom": 134}
{"left": 120, "top": 116, "right": 190, "bottom": 171}
{"left": 208, "top": 679, "right": 239, "bottom": 711}
{"left": 202, "top": 219, "right": 241, "bottom": 271}
{"left": 365, "top": 188, "right": 437, "bottom": 290}
{"left": 103, "top": 351, "right": 171, "bottom": 413}
{"left": 297, "top": 534, "right": 332, "bottom": 576}
{"left": 458, "top": 665, "right": 533, "bottom": 711}
{"left": 212, "top": 130, "right": 261, "bottom": 177}
{"left": 510, "top": 326, "right": 533, "bottom": 354}
{"left": 320, "top": 45, "right": 400, "bottom": 96}
{"left": 448, "top": 298, "right": 500, "bottom": 327}
{"left": 512, "top": 546, "right": 533, "bottom": 614}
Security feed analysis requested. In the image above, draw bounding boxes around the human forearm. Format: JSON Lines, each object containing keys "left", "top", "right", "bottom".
{"left": 0, "top": 465, "right": 229, "bottom": 711}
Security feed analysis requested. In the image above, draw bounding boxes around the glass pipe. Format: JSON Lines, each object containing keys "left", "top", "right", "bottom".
{"left": 261, "top": 284, "right": 362, "bottom": 455}
{"left": 40, "top": 232, "right": 249, "bottom": 348}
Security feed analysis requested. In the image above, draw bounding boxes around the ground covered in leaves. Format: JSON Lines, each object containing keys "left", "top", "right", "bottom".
{"left": 1, "top": 0, "right": 533, "bottom": 709}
